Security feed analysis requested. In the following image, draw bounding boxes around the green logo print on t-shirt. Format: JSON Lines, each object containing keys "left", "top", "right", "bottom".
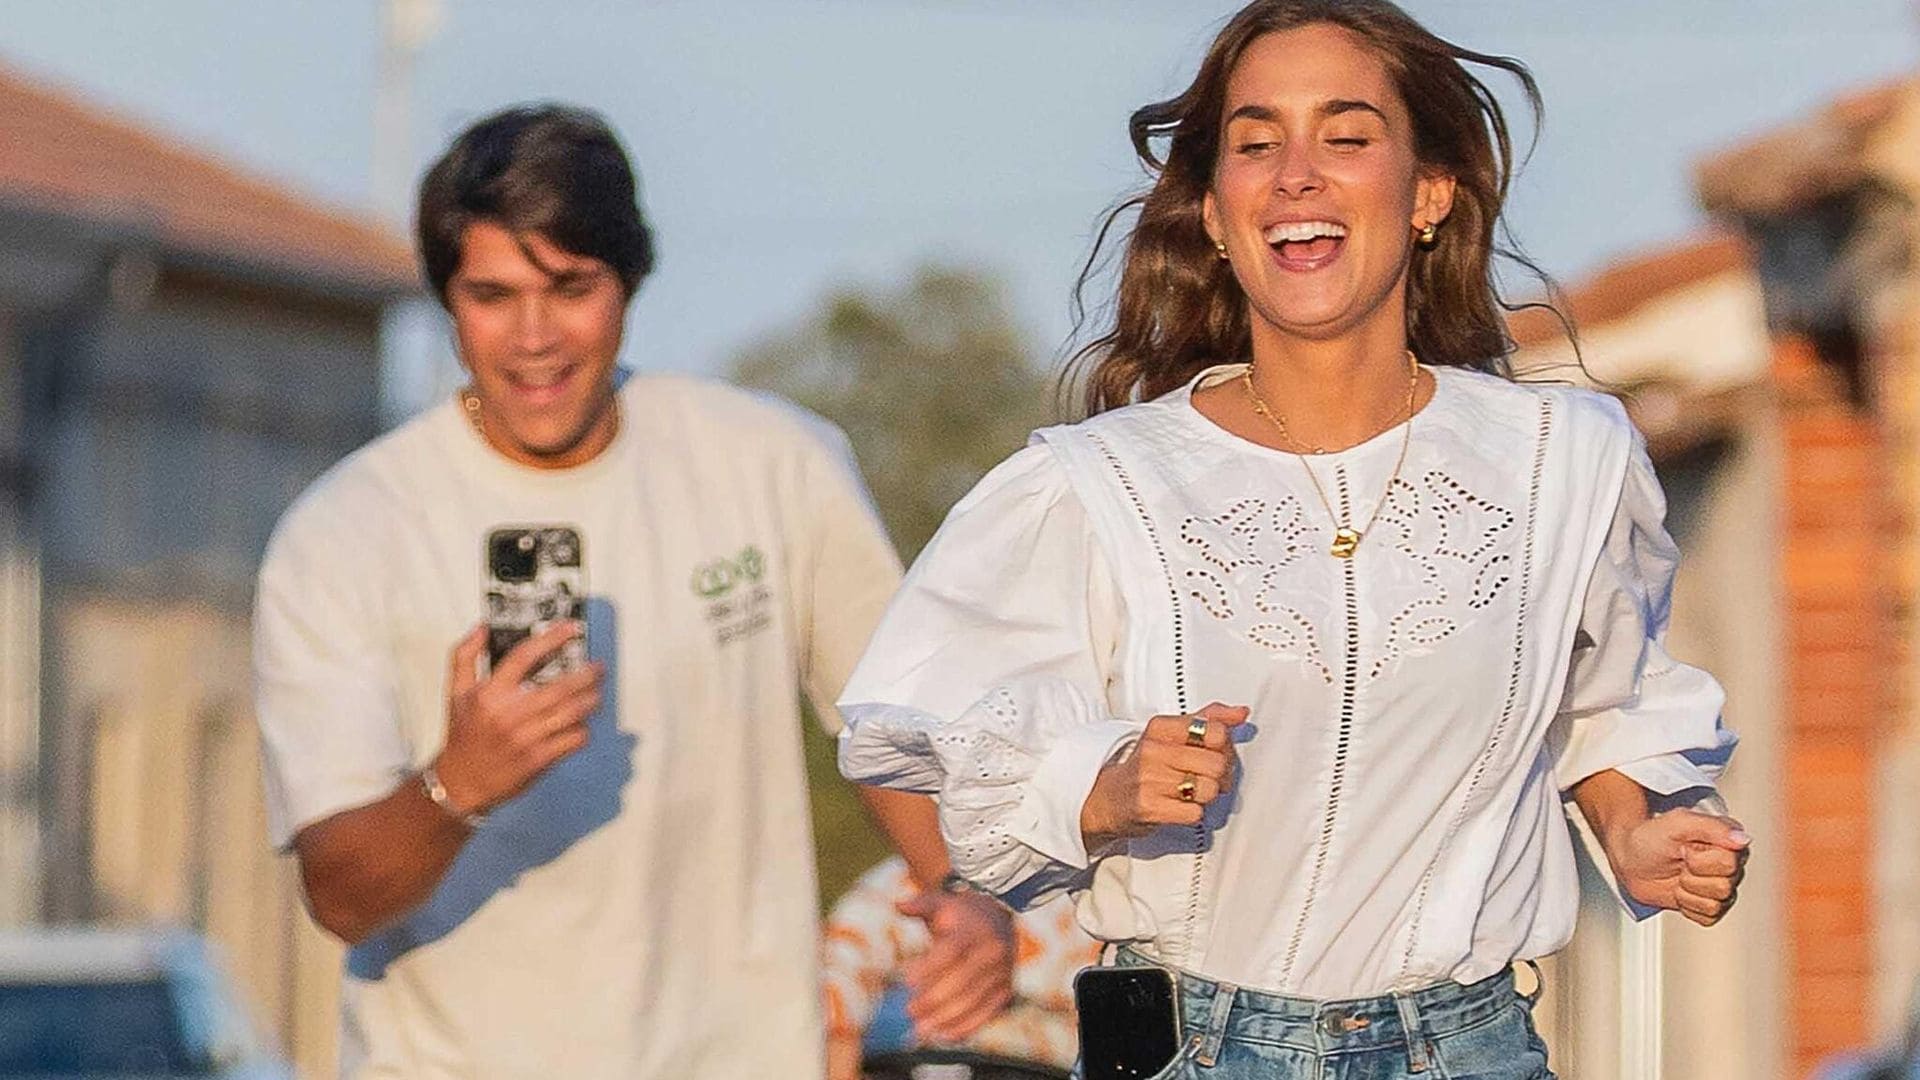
{"left": 691, "top": 545, "right": 766, "bottom": 599}
{"left": 692, "top": 546, "right": 774, "bottom": 646}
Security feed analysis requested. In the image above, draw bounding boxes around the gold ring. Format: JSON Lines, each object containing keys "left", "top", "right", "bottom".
{"left": 1177, "top": 774, "right": 1198, "bottom": 802}
{"left": 1185, "top": 714, "right": 1209, "bottom": 747}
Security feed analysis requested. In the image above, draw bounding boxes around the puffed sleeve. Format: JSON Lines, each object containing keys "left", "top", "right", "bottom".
{"left": 837, "top": 443, "right": 1135, "bottom": 908}
{"left": 1546, "top": 438, "right": 1738, "bottom": 797}
{"left": 1547, "top": 437, "right": 1740, "bottom": 917}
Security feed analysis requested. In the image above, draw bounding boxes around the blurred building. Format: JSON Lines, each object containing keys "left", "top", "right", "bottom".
{"left": 0, "top": 63, "right": 416, "bottom": 1074}
{"left": 1513, "top": 78, "right": 1919, "bottom": 1080}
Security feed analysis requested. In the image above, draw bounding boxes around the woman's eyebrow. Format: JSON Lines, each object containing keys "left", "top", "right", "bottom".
{"left": 1321, "top": 99, "right": 1387, "bottom": 121}
{"left": 1225, "top": 99, "right": 1388, "bottom": 124}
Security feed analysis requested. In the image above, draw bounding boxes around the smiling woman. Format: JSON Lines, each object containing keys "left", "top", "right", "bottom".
{"left": 1067, "top": 0, "right": 1548, "bottom": 417}
{"left": 836, "top": 3, "right": 1748, "bottom": 1080}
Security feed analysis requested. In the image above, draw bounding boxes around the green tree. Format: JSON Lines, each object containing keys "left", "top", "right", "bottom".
{"left": 731, "top": 266, "right": 1054, "bottom": 906}
{"left": 734, "top": 266, "right": 1055, "bottom": 562}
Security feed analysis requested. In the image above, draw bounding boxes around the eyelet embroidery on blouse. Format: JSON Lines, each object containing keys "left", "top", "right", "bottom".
{"left": 1182, "top": 498, "right": 1281, "bottom": 573}
{"left": 1421, "top": 470, "right": 1517, "bottom": 563}
{"left": 933, "top": 687, "right": 1055, "bottom": 876}
{"left": 930, "top": 720, "right": 1020, "bottom": 873}
{"left": 1471, "top": 553, "right": 1515, "bottom": 609}
{"left": 1089, "top": 433, "right": 1189, "bottom": 714}
{"left": 1087, "top": 431, "right": 1209, "bottom": 963}
{"left": 1279, "top": 465, "right": 1363, "bottom": 986}
{"left": 1365, "top": 469, "right": 1518, "bottom": 682}
{"left": 1177, "top": 466, "right": 1517, "bottom": 687}
{"left": 1179, "top": 496, "right": 1333, "bottom": 684}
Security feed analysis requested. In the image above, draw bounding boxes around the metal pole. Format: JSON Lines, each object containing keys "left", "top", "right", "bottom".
{"left": 372, "top": 0, "right": 445, "bottom": 226}
{"left": 25, "top": 298, "right": 99, "bottom": 924}
{"left": 1619, "top": 912, "right": 1665, "bottom": 1080}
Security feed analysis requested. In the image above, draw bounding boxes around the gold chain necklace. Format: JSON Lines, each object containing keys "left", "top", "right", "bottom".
{"left": 1241, "top": 352, "right": 1420, "bottom": 559}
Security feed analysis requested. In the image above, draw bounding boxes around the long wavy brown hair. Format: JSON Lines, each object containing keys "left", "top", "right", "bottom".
{"left": 1065, "top": 0, "right": 1570, "bottom": 416}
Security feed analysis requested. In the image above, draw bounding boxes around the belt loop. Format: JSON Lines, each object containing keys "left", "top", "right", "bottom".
{"left": 1393, "top": 992, "right": 1431, "bottom": 1074}
{"left": 1193, "top": 978, "right": 1236, "bottom": 1067}
{"left": 1520, "top": 959, "right": 1545, "bottom": 1007}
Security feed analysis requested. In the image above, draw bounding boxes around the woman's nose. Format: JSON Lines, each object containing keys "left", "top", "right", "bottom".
{"left": 1273, "top": 140, "right": 1324, "bottom": 199}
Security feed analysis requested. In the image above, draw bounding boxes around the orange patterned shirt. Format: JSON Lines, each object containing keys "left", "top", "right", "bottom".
{"left": 821, "top": 857, "right": 1101, "bottom": 1069}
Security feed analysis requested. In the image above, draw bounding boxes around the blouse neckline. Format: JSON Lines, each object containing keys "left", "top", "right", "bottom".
{"left": 1174, "top": 362, "right": 1459, "bottom": 465}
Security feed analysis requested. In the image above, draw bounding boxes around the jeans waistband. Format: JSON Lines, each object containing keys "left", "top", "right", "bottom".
{"left": 1112, "top": 946, "right": 1531, "bottom": 1066}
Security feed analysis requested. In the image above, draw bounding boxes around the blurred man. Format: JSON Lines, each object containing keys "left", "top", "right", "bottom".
{"left": 253, "top": 104, "right": 1011, "bottom": 1079}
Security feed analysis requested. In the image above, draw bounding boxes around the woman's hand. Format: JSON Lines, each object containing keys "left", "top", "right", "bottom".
{"left": 1080, "top": 701, "right": 1249, "bottom": 850}
{"left": 1573, "top": 769, "right": 1750, "bottom": 927}
{"left": 1607, "top": 808, "right": 1750, "bottom": 926}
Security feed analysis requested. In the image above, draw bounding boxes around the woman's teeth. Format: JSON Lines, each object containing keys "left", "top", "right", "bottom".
{"left": 1263, "top": 221, "right": 1348, "bottom": 244}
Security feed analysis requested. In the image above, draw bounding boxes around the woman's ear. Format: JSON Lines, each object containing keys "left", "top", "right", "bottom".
{"left": 1413, "top": 170, "right": 1457, "bottom": 233}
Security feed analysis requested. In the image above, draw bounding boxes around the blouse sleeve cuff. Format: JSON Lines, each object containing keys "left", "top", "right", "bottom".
{"left": 1009, "top": 721, "right": 1144, "bottom": 870}
{"left": 1615, "top": 751, "right": 1717, "bottom": 799}
{"left": 836, "top": 702, "right": 946, "bottom": 795}
{"left": 1551, "top": 658, "right": 1733, "bottom": 793}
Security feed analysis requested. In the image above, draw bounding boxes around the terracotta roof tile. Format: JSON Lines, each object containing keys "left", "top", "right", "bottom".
{"left": 0, "top": 61, "right": 417, "bottom": 293}
{"left": 1507, "top": 232, "right": 1752, "bottom": 347}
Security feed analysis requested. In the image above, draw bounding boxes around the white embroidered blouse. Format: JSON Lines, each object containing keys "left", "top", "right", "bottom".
{"left": 837, "top": 363, "right": 1736, "bottom": 999}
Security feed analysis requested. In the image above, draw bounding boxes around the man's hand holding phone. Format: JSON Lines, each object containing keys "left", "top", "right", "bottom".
{"left": 431, "top": 620, "right": 604, "bottom": 823}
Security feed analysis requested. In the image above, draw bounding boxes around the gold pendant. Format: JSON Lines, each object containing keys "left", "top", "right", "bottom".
{"left": 1330, "top": 527, "right": 1361, "bottom": 559}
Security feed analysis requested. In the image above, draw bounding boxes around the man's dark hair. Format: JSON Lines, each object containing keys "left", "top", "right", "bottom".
{"left": 416, "top": 104, "right": 655, "bottom": 303}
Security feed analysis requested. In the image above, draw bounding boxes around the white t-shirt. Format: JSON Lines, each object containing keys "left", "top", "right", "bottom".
{"left": 839, "top": 363, "right": 1736, "bottom": 998}
{"left": 254, "top": 372, "right": 902, "bottom": 1079}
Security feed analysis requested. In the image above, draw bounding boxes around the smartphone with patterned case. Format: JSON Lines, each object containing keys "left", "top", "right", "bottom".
{"left": 484, "top": 525, "right": 586, "bottom": 684}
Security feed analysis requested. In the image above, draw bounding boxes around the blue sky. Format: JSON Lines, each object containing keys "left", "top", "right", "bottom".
{"left": 0, "top": 1, "right": 1913, "bottom": 413}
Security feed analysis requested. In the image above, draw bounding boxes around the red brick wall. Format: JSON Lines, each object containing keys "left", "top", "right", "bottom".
{"left": 1776, "top": 335, "right": 1896, "bottom": 1077}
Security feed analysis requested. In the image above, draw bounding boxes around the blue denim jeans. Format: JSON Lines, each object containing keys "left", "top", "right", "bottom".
{"left": 1088, "top": 948, "right": 1555, "bottom": 1080}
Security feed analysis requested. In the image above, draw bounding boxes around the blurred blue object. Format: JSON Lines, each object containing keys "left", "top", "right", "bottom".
{"left": 1814, "top": 1056, "right": 1920, "bottom": 1080}
{"left": 1815, "top": 985, "right": 1920, "bottom": 1080}
{"left": 0, "top": 927, "right": 291, "bottom": 1078}
{"left": 862, "top": 984, "right": 914, "bottom": 1057}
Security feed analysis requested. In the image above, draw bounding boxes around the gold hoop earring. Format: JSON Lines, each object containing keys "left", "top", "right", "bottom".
{"left": 1214, "top": 239, "right": 1230, "bottom": 260}
{"left": 1416, "top": 223, "right": 1439, "bottom": 250}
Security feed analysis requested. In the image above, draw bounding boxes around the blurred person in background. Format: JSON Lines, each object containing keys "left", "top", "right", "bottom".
{"left": 837, "top": 2, "right": 1749, "bottom": 1077}
{"left": 822, "top": 855, "right": 1101, "bottom": 1080}
{"left": 252, "top": 103, "right": 1011, "bottom": 1079}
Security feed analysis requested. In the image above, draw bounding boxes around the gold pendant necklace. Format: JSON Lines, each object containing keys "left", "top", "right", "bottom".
{"left": 1241, "top": 352, "right": 1420, "bottom": 560}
